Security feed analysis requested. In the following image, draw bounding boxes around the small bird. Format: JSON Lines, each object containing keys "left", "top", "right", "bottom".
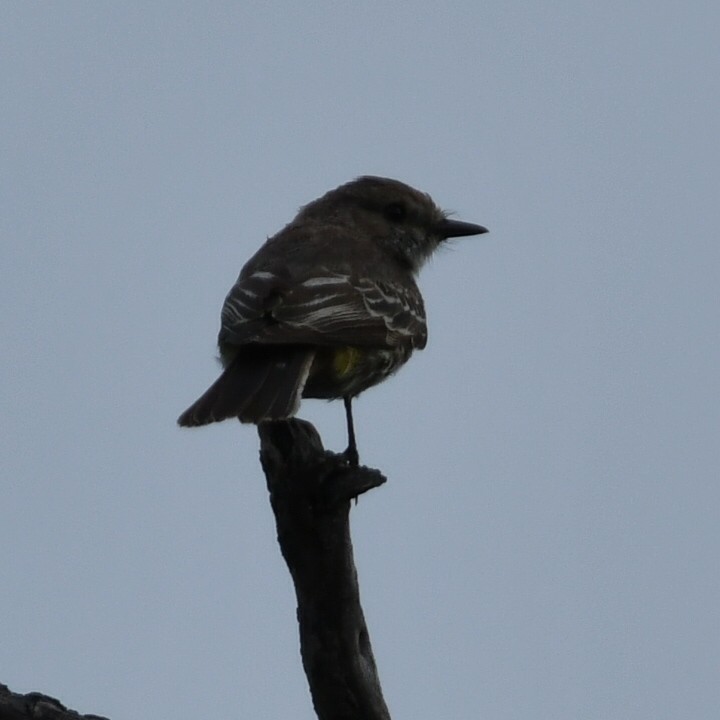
{"left": 178, "top": 176, "right": 487, "bottom": 464}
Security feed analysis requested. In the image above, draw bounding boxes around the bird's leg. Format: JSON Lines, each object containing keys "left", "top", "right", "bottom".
{"left": 342, "top": 396, "right": 359, "bottom": 466}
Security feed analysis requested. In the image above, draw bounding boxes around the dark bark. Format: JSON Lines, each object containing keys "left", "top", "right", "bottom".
{"left": 0, "top": 684, "right": 108, "bottom": 720}
{"left": 258, "top": 419, "right": 391, "bottom": 720}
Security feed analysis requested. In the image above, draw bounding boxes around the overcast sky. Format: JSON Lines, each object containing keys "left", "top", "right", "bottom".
{"left": 2, "top": 3, "right": 718, "bottom": 719}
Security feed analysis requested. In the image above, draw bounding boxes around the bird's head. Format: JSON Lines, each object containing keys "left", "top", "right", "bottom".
{"left": 297, "top": 176, "right": 487, "bottom": 273}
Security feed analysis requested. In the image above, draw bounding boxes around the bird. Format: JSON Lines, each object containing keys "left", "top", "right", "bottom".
{"left": 177, "top": 176, "right": 487, "bottom": 465}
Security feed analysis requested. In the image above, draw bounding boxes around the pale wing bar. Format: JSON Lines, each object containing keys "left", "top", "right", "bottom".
{"left": 220, "top": 271, "right": 427, "bottom": 349}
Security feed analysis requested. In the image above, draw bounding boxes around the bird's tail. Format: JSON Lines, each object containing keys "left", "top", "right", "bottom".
{"left": 177, "top": 347, "right": 314, "bottom": 427}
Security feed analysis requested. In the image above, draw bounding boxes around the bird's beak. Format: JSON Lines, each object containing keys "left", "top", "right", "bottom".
{"left": 438, "top": 218, "right": 488, "bottom": 238}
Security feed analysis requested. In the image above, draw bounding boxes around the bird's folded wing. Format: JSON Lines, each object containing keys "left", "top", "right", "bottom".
{"left": 219, "top": 271, "right": 427, "bottom": 349}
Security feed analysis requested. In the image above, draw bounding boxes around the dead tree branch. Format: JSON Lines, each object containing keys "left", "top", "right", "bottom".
{"left": 258, "top": 419, "right": 391, "bottom": 720}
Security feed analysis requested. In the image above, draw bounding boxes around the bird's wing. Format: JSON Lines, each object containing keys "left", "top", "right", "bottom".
{"left": 219, "top": 270, "right": 427, "bottom": 350}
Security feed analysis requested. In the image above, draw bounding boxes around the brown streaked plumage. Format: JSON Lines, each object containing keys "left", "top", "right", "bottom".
{"left": 178, "top": 176, "right": 487, "bottom": 465}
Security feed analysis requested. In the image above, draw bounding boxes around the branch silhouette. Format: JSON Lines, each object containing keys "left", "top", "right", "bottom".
{"left": 259, "top": 419, "right": 391, "bottom": 720}
{"left": 0, "top": 684, "right": 108, "bottom": 720}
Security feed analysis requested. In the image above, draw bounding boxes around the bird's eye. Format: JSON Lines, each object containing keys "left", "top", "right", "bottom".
{"left": 384, "top": 202, "right": 406, "bottom": 222}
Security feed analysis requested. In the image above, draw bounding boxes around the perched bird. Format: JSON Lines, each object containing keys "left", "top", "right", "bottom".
{"left": 178, "top": 176, "right": 487, "bottom": 464}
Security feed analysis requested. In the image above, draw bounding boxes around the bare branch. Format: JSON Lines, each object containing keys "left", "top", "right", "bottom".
{"left": 0, "top": 684, "right": 108, "bottom": 720}
{"left": 258, "top": 419, "right": 391, "bottom": 720}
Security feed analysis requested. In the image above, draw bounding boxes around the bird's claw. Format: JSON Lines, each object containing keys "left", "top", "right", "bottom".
{"left": 342, "top": 446, "right": 359, "bottom": 467}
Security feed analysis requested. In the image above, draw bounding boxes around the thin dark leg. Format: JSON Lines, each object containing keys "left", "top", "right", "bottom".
{"left": 342, "top": 396, "right": 359, "bottom": 466}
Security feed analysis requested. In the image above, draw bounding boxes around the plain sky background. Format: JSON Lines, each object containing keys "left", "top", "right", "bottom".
{"left": 2, "top": 2, "right": 718, "bottom": 719}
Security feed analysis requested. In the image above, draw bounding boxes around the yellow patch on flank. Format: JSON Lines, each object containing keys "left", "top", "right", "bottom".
{"left": 333, "top": 347, "right": 361, "bottom": 377}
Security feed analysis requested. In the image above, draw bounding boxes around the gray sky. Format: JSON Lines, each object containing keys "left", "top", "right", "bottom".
{"left": 2, "top": 2, "right": 718, "bottom": 718}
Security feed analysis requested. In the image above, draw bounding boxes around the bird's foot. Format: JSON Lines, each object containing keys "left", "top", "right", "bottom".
{"left": 342, "top": 445, "right": 359, "bottom": 467}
